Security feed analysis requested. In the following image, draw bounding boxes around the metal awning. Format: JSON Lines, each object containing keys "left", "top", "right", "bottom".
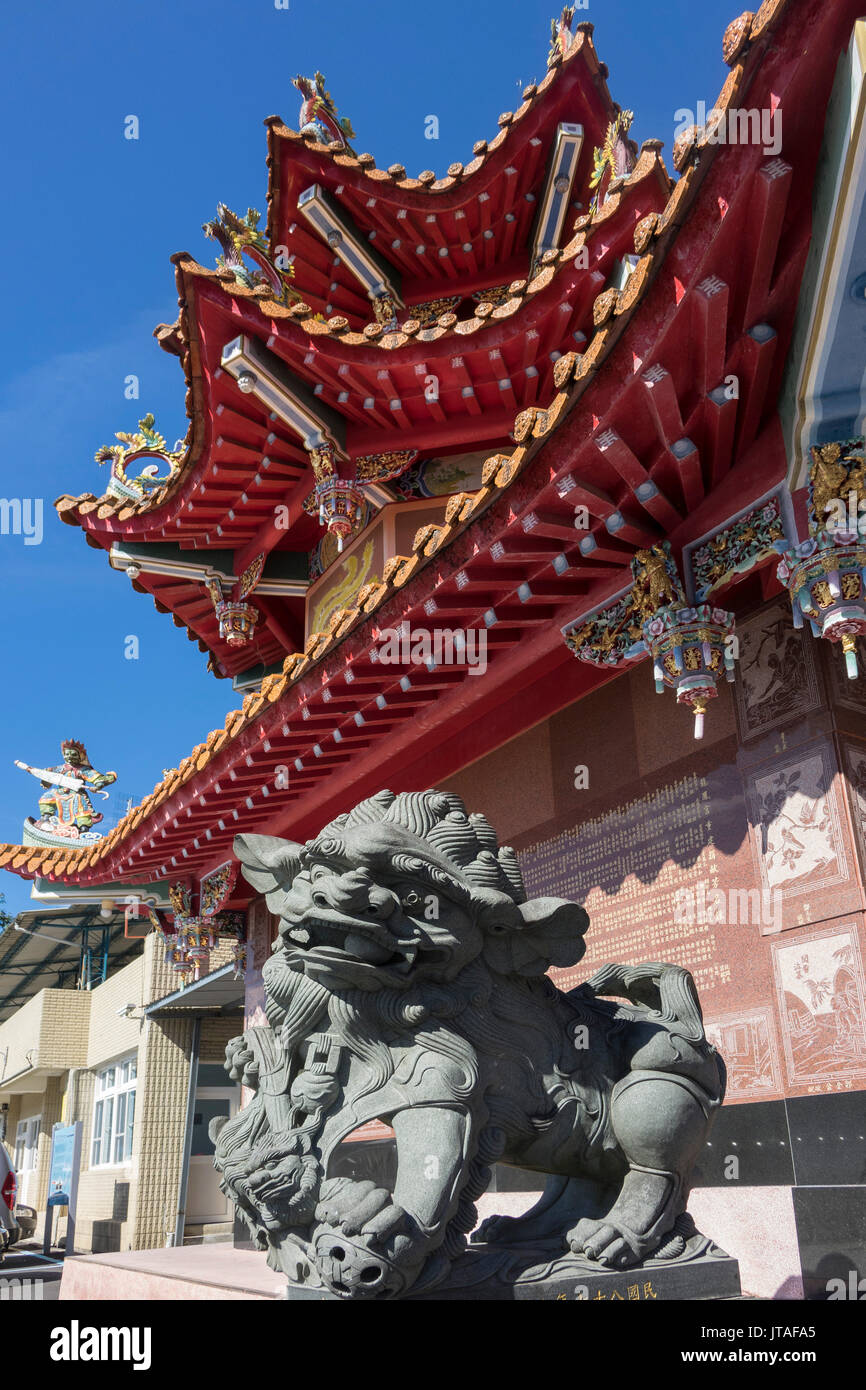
{"left": 0, "top": 907, "right": 140, "bottom": 1023}
{"left": 145, "top": 963, "right": 245, "bottom": 1017}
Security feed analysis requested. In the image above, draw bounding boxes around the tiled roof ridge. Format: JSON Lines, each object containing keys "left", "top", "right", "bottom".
{"left": 7, "top": 0, "right": 797, "bottom": 882}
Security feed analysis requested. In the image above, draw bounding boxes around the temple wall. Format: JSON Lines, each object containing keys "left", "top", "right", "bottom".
{"left": 445, "top": 595, "right": 866, "bottom": 1300}
{"left": 85, "top": 957, "right": 144, "bottom": 1068}
{"left": 201, "top": 1016, "right": 242, "bottom": 1066}
{"left": 126, "top": 1015, "right": 195, "bottom": 1251}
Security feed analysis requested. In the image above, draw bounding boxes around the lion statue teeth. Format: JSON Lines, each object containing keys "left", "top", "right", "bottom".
{"left": 211, "top": 789, "right": 727, "bottom": 1300}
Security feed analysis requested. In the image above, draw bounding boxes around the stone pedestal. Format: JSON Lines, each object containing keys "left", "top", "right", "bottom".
{"left": 415, "top": 1252, "right": 741, "bottom": 1302}
{"left": 283, "top": 1231, "right": 742, "bottom": 1301}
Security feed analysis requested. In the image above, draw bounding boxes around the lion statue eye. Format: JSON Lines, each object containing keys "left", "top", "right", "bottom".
{"left": 401, "top": 890, "right": 421, "bottom": 909}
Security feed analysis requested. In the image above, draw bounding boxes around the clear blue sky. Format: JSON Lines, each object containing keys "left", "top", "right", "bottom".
{"left": 0, "top": 0, "right": 737, "bottom": 913}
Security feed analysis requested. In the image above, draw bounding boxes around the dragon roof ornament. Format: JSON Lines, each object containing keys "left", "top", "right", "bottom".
{"left": 548, "top": 6, "right": 580, "bottom": 66}
{"left": 293, "top": 72, "right": 356, "bottom": 150}
{"left": 589, "top": 109, "right": 636, "bottom": 213}
{"left": 94, "top": 413, "right": 185, "bottom": 502}
{"left": 203, "top": 204, "right": 301, "bottom": 304}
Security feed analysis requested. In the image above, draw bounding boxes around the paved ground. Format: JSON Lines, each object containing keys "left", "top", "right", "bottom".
{"left": 61, "top": 1243, "right": 284, "bottom": 1300}
{"left": 0, "top": 1248, "right": 63, "bottom": 1301}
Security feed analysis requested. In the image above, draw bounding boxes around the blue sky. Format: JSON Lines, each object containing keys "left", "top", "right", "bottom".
{"left": 0, "top": 0, "right": 737, "bottom": 913}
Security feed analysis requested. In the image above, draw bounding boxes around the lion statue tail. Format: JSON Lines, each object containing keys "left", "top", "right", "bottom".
{"left": 582, "top": 960, "right": 727, "bottom": 1105}
{"left": 585, "top": 959, "right": 721, "bottom": 1057}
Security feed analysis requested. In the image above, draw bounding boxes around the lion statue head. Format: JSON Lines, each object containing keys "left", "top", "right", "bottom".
{"left": 235, "top": 788, "right": 588, "bottom": 999}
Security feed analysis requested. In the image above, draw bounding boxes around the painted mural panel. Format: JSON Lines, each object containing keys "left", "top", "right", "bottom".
{"left": 772, "top": 925, "right": 866, "bottom": 1088}
{"left": 704, "top": 1008, "right": 783, "bottom": 1099}
{"left": 734, "top": 603, "right": 821, "bottom": 740}
{"left": 746, "top": 746, "right": 849, "bottom": 900}
{"left": 306, "top": 523, "right": 384, "bottom": 639}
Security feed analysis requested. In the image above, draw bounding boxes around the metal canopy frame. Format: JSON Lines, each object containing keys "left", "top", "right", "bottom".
{"left": 145, "top": 963, "right": 245, "bottom": 1018}
{"left": 0, "top": 908, "right": 140, "bottom": 1022}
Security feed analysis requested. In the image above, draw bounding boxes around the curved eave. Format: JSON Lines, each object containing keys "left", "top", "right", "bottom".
{"left": 55, "top": 144, "right": 670, "bottom": 545}
{"left": 177, "top": 147, "right": 670, "bottom": 347}
{"left": 264, "top": 23, "right": 618, "bottom": 252}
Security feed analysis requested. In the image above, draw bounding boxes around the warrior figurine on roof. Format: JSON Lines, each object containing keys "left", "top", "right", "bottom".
{"left": 15, "top": 739, "right": 117, "bottom": 846}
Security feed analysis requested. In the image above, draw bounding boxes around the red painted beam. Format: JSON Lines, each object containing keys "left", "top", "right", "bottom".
{"left": 233, "top": 475, "right": 312, "bottom": 574}
{"left": 668, "top": 438, "right": 704, "bottom": 512}
{"left": 742, "top": 159, "right": 793, "bottom": 330}
{"left": 642, "top": 365, "right": 685, "bottom": 445}
{"left": 692, "top": 275, "right": 729, "bottom": 397}
{"left": 703, "top": 391, "right": 738, "bottom": 489}
{"left": 734, "top": 326, "right": 778, "bottom": 457}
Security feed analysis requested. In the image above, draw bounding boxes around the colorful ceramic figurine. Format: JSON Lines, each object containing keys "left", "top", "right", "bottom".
{"left": 293, "top": 72, "right": 355, "bottom": 148}
{"left": 15, "top": 739, "right": 117, "bottom": 846}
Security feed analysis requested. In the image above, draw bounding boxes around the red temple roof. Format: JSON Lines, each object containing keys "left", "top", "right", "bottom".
{"left": 262, "top": 23, "right": 629, "bottom": 319}
{"left": 55, "top": 23, "right": 667, "bottom": 678}
{"left": 8, "top": 0, "right": 853, "bottom": 889}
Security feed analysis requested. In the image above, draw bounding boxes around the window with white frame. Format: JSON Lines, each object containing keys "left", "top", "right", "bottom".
{"left": 91, "top": 1056, "right": 137, "bottom": 1166}
{"left": 14, "top": 1116, "right": 40, "bottom": 1173}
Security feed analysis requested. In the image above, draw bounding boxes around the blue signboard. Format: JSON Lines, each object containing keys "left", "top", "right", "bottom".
{"left": 47, "top": 1123, "right": 81, "bottom": 1208}
{"left": 44, "top": 1121, "right": 82, "bottom": 1256}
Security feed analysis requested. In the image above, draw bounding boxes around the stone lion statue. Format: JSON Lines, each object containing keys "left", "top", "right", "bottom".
{"left": 212, "top": 789, "right": 726, "bottom": 1300}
